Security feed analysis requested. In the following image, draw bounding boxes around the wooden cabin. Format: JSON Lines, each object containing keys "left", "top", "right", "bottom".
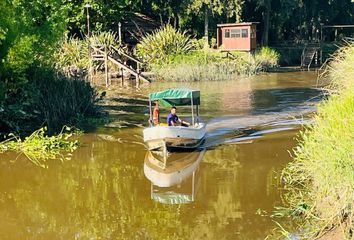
{"left": 217, "top": 22, "right": 258, "bottom": 51}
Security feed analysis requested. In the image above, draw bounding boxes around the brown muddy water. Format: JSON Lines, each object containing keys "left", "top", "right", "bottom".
{"left": 0, "top": 72, "right": 325, "bottom": 239}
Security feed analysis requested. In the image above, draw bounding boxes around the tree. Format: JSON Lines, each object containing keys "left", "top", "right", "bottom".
{"left": 188, "top": 0, "right": 244, "bottom": 46}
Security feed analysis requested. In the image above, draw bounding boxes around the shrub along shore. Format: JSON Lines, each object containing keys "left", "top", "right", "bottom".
{"left": 278, "top": 43, "right": 354, "bottom": 239}
{"left": 136, "top": 25, "right": 279, "bottom": 82}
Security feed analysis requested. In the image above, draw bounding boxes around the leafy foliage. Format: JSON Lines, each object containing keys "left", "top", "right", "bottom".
{"left": 0, "top": 126, "right": 80, "bottom": 167}
{"left": 54, "top": 37, "right": 90, "bottom": 76}
{"left": 136, "top": 25, "right": 193, "bottom": 64}
{"left": 255, "top": 47, "right": 279, "bottom": 70}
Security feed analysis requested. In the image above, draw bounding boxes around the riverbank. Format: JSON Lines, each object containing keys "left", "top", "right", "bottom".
{"left": 279, "top": 43, "right": 354, "bottom": 239}
{"left": 149, "top": 47, "right": 279, "bottom": 81}
{"left": 136, "top": 26, "right": 279, "bottom": 82}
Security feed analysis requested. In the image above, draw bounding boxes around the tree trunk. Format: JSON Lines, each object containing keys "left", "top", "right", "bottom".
{"left": 173, "top": 13, "right": 179, "bottom": 29}
{"left": 261, "top": 0, "right": 271, "bottom": 46}
{"left": 204, "top": 4, "right": 209, "bottom": 48}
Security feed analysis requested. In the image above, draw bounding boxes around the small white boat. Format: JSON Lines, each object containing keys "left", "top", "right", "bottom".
{"left": 143, "top": 150, "right": 205, "bottom": 204}
{"left": 143, "top": 88, "right": 206, "bottom": 151}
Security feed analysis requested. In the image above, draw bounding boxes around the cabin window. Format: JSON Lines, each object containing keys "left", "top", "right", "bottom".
{"left": 242, "top": 29, "right": 248, "bottom": 38}
{"left": 225, "top": 29, "right": 230, "bottom": 38}
{"left": 230, "top": 29, "right": 241, "bottom": 38}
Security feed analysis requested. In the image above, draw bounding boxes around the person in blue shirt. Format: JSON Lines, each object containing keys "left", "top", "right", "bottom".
{"left": 167, "top": 106, "right": 190, "bottom": 127}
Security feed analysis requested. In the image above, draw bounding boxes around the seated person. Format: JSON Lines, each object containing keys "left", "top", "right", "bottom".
{"left": 167, "top": 106, "right": 190, "bottom": 127}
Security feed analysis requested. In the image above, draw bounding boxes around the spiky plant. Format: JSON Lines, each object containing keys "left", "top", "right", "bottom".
{"left": 88, "top": 31, "right": 120, "bottom": 48}
{"left": 54, "top": 37, "right": 90, "bottom": 76}
{"left": 136, "top": 25, "right": 192, "bottom": 64}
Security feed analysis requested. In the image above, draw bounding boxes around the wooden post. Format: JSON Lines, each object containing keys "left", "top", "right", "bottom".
{"left": 136, "top": 74, "right": 140, "bottom": 88}
{"left": 104, "top": 45, "right": 109, "bottom": 87}
{"left": 191, "top": 96, "right": 194, "bottom": 126}
{"left": 121, "top": 68, "right": 124, "bottom": 86}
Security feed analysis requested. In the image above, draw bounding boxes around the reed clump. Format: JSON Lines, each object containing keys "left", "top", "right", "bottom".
{"left": 33, "top": 69, "right": 99, "bottom": 134}
{"left": 151, "top": 47, "right": 279, "bottom": 81}
{"left": 279, "top": 43, "right": 354, "bottom": 239}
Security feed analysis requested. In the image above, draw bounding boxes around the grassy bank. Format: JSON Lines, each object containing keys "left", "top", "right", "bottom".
{"left": 151, "top": 47, "right": 279, "bottom": 81}
{"left": 278, "top": 43, "right": 354, "bottom": 239}
{"left": 136, "top": 25, "right": 279, "bottom": 81}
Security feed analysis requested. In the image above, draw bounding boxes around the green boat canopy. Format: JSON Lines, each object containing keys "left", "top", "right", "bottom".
{"left": 149, "top": 88, "right": 200, "bottom": 107}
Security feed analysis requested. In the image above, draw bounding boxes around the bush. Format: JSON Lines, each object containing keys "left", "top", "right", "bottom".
{"left": 89, "top": 31, "right": 120, "bottom": 47}
{"left": 136, "top": 25, "right": 192, "bottom": 64}
{"left": 0, "top": 67, "right": 99, "bottom": 137}
{"left": 55, "top": 31, "right": 121, "bottom": 78}
{"left": 55, "top": 37, "right": 90, "bottom": 77}
{"left": 33, "top": 69, "right": 99, "bottom": 133}
{"left": 255, "top": 47, "right": 279, "bottom": 70}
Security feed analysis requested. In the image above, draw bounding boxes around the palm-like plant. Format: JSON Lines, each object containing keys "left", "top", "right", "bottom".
{"left": 136, "top": 25, "right": 192, "bottom": 64}
{"left": 54, "top": 37, "right": 90, "bottom": 76}
{"left": 88, "top": 31, "right": 120, "bottom": 48}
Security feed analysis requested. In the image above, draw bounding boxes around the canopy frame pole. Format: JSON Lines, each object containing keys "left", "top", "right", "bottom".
{"left": 148, "top": 97, "right": 152, "bottom": 127}
{"left": 196, "top": 105, "right": 199, "bottom": 124}
{"left": 191, "top": 95, "right": 195, "bottom": 126}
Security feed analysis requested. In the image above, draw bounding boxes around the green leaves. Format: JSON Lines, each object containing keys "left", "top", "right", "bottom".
{"left": 0, "top": 126, "right": 81, "bottom": 168}
{"left": 136, "top": 25, "right": 192, "bottom": 64}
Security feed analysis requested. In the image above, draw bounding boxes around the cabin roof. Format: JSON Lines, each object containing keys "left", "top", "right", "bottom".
{"left": 122, "top": 12, "right": 160, "bottom": 32}
{"left": 217, "top": 22, "right": 259, "bottom": 28}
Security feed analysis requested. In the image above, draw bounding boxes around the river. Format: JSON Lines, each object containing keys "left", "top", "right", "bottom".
{"left": 0, "top": 71, "right": 324, "bottom": 239}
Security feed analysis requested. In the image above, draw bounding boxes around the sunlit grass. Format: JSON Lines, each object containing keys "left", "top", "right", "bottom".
{"left": 277, "top": 43, "right": 354, "bottom": 239}
{"left": 152, "top": 47, "right": 279, "bottom": 81}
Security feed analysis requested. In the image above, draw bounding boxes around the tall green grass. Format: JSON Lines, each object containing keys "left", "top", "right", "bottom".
{"left": 33, "top": 69, "right": 99, "bottom": 134}
{"left": 152, "top": 48, "right": 279, "bottom": 81}
{"left": 279, "top": 43, "right": 354, "bottom": 239}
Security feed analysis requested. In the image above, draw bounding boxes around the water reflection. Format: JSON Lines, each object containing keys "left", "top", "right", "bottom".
{"left": 144, "top": 150, "right": 205, "bottom": 204}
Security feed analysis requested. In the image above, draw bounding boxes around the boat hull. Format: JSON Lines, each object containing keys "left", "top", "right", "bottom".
{"left": 143, "top": 124, "right": 206, "bottom": 151}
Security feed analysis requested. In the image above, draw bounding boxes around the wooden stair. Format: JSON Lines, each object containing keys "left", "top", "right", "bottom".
{"left": 90, "top": 44, "right": 151, "bottom": 86}
{"left": 301, "top": 44, "right": 320, "bottom": 70}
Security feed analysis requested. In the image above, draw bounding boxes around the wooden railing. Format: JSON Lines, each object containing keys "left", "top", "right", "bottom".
{"left": 89, "top": 44, "right": 150, "bottom": 87}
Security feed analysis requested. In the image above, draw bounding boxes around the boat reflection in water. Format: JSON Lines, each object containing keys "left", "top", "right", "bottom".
{"left": 144, "top": 149, "right": 205, "bottom": 204}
